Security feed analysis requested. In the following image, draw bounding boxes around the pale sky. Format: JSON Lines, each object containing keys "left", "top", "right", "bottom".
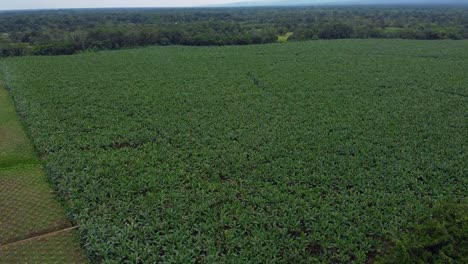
{"left": 1, "top": 0, "right": 453, "bottom": 11}
{"left": 0, "top": 0, "right": 247, "bottom": 10}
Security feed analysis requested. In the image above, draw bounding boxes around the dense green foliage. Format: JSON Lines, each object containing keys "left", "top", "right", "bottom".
{"left": 1, "top": 6, "right": 468, "bottom": 56}
{"left": 376, "top": 204, "right": 468, "bottom": 264}
{"left": 1, "top": 40, "right": 467, "bottom": 263}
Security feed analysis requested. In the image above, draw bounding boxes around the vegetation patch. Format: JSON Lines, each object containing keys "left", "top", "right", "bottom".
{"left": 0, "top": 7, "right": 467, "bottom": 57}
{"left": 376, "top": 203, "right": 468, "bottom": 264}
{"left": 277, "top": 32, "right": 294, "bottom": 43}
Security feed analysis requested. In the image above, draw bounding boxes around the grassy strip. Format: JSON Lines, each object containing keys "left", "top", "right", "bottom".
{"left": 0, "top": 86, "right": 38, "bottom": 168}
{"left": 0, "top": 228, "right": 87, "bottom": 263}
{"left": 0, "top": 74, "right": 86, "bottom": 262}
{"left": 0, "top": 164, "right": 72, "bottom": 244}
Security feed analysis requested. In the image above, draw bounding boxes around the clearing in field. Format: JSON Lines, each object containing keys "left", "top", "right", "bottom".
{"left": 1, "top": 39, "right": 467, "bottom": 263}
{"left": 0, "top": 81, "right": 86, "bottom": 263}
{"left": 277, "top": 32, "right": 294, "bottom": 43}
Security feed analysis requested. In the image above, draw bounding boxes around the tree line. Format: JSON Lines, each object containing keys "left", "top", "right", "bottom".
{"left": 1, "top": 6, "right": 467, "bottom": 57}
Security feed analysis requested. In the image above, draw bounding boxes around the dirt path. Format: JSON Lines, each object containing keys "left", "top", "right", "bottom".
{"left": 0, "top": 82, "right": 87, "bottom": 263}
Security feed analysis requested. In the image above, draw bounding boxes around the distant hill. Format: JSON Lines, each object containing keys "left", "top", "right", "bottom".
{"left": 216, "top": 0, "right": 468, "bottom": 7}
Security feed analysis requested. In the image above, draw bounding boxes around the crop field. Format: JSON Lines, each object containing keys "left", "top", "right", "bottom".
{"left": 1, "top": 39, "right": 467, "bottom": 263}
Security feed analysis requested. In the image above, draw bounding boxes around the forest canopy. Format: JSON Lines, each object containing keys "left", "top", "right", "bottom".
{"left": 1, "top": 6, "right": 468, "bottom": 57}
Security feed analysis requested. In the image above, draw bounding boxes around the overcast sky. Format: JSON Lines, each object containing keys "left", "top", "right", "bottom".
{"left": 1, "top": 0, "right": 464, "bottom": 10}
{"left": 0, "top": 0, "right": 251, "bottom": 10}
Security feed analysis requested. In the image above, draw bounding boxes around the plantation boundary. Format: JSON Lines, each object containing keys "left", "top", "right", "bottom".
{"left": 0, "top": 71, "right": 87, "bottom": 263}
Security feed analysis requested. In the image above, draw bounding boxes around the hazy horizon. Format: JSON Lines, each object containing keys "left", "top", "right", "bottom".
{"left": 0, "top": 0, "right": 240, "bottom": 10}
{"left": 0, "top": 0, "right": 465, "bottom": 11}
